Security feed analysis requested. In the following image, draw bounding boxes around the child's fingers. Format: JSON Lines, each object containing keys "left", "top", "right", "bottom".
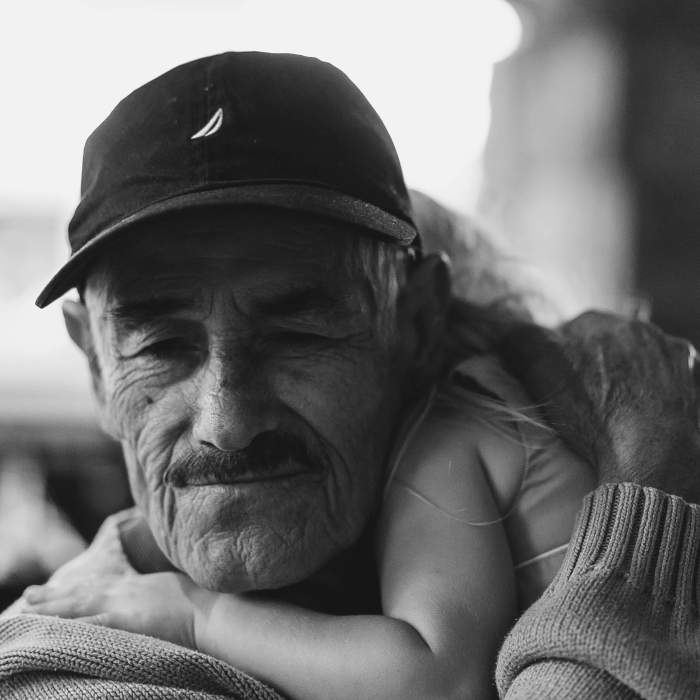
{"left": 24, "top": 594, "right": 97, "bottom": 618}
{"left": 23, "top": 584, "right": 53, "bottom": 603}
{"left": 23, "top": 583, "right": 101, "bottom": 619}
{"left": 25, "top": 580, "right": 92, "bottom": 602}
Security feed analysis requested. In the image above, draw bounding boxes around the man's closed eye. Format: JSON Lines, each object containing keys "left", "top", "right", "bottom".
{"left": 137, "top": 338, "right": 201, "bottom": 359}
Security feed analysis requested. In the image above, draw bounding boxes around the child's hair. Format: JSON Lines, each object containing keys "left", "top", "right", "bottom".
{"left": 409, "top": 189, "right": 563, "bottom": 364}
{"left": 409, "top": 190, "right": 558, "bottom": 434}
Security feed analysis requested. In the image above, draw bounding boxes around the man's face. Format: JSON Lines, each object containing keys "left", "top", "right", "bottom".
{"left": 78, "top": 212, "right": 413, "bottom": 592}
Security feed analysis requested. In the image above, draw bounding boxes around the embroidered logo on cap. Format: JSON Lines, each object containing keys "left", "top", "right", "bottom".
{"left": 191, "top": 108, "right": 224, "bottom": 139}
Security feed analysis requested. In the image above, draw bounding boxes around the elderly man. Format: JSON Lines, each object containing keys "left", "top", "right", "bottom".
{"left": 40, "top": 52, "right": 435, "bottom": 599}
{"left": 1, "top": 51, "right": 700, "bottom": 700}
{"left": 14, "top": 52, "right": 487, "bottom": 699}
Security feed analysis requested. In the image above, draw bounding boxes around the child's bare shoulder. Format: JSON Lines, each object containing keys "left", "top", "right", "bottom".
{"left": 390, "top": 371, "right": 528, "bottom": 521}
{"left": 397, "top": 357, "right": 534, "bottom": 514}
{"left": 384, "top": 354, "right": 596, "bottom": 609}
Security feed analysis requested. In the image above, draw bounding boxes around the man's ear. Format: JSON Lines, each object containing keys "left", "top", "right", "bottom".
{"left": 63, "top": 299, "right": 91, "bottom": 352}
{"left": 397, "top": 252, "right": 451, "bottom": 382}
{"left": 62, "top": 299, "right": 110, "bottom": 428}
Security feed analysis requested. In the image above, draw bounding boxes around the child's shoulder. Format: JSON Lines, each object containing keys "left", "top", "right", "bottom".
{"left": 384, "top": 354, "right": 597, "bottom": 610}
{"left": 448, "top": 354, "right": 534, "bottom": 411}
{"left": 388, "top": 355, "right": 533, "bottom": 515}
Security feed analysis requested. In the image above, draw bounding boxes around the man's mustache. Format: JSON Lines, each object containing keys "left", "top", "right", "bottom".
{"left": 165, "top": 430, "right": 330, "bottom": 487}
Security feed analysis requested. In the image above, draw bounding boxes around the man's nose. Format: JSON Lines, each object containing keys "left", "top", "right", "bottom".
{"left": 192, "top": 353, "right": 277, "bottom": 451}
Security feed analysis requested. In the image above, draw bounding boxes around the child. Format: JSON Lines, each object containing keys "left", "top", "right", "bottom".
{"left": 22, "top": 195, "right": 596, "bottom": 700}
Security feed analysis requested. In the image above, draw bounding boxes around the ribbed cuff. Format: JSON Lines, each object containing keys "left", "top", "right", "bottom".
{"left": 559, "top": 483, "right": 700, "bottom": 615}
{"left": 503, "top": 660, "right": 640, "bottom": 700}
{"left": 497, "top": 483, "right": 700, "bottom": 700}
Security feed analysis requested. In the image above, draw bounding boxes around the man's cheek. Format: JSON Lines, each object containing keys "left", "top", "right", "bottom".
{"left": 278, "top": 348, "right": 390, "bottom": 427}
{"left": 275, "top": 361, "right": 392, "bottom": 512}
{"left": 107, "top": 373, "right": 190, "bottom": 500}
{"left": 105, "top": 360, "right": 181, "bottom": 430}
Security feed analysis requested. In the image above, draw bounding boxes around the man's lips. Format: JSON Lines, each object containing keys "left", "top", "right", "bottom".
{"left": 177, "top": 461, "right": 314, "bottom": 487}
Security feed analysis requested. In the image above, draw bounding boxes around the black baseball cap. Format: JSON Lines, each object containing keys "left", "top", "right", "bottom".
{"left": 36, "top": 51, "right": 418, "bottom": 308}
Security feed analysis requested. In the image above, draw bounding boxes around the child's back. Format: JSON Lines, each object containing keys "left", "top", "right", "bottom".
{"left": 378, "top": 353, "right": 597, "bottom": 619}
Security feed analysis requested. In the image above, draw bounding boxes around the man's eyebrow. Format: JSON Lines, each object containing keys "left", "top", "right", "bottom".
{"left": 252, "top": 284, "right": 352, "bottom": 317}
{"left": 106, "top": 297, "right": 195, "bottom": 325}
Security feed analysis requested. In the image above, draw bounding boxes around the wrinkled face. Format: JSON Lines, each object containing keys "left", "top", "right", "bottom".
{"left": 81, "top": 212, "right": 413, "bottom": 592}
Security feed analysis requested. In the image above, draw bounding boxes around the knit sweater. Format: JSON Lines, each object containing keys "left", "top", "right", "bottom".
{"left": 496, "top": 482, "right": 700, "bottom": 699}
{"left": 0, "top": 612, "right": 285, "bottom": 699}
{"left": 1, "top": 483, "right": 698, "bottom": 698}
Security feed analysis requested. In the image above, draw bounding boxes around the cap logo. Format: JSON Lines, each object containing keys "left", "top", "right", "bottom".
{"left": 191, "top": 108, "right": 223, "bottom": 140}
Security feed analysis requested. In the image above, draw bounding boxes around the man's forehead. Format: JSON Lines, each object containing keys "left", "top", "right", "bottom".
{"left": 103, "top": 280, "right": 358, "bottom": 328}
{"left": 80, "top": 212, "right": 376, "bottom": 323}
{"left": 88, "top": 211, "right": 357, "bottom": 297}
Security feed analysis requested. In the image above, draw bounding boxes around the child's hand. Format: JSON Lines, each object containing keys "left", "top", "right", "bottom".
{"left": 22, "top": 571, "right": 208, "bottom": 650}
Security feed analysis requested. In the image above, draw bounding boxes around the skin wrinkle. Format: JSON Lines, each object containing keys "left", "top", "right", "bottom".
{"left": 315, "top": 350, "right": 389, "bottom": 534}
{"left": 271, "top": 326, "right": 392, "bottom": 541}
{"left": 76, "top": 211, "right": 422, "bottom": 593}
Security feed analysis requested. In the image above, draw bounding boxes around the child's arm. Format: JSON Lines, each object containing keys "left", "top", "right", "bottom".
{"left": 23, "top": 414, "right": 519, "bottom": 700}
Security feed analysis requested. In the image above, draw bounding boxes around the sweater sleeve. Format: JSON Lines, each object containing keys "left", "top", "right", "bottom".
{"left": 496, "top": 482, "right": 700, "bottom": 700}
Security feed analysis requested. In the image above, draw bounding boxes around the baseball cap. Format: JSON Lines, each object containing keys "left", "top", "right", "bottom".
{"left": 36, "top": 51, "right": 418, "bottom": 308}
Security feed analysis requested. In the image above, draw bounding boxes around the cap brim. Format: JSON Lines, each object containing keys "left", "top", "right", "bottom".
{"left": 36, "top": 183, "right": 417, "bottom": 308}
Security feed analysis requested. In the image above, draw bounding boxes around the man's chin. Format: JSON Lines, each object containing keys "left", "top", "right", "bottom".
{"left": 150, "top": 479, "right": 343, "bottom": 592}
{"left": 175, "top": 532, "right": 335, "bottom": 593}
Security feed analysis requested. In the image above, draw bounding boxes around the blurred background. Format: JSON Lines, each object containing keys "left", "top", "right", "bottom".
{"left": 1, "top": 0, "right": 699, "bottom": 605}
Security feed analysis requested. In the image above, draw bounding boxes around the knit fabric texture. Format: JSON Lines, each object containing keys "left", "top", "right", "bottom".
{"left": 2, "top": 483, "right": 698, "bottom": 698}
{"left": 496, "top": 482, "right": 700, "bottom": 700}
{"left": 0, "top": 613, "right": 285, "bottom": 699}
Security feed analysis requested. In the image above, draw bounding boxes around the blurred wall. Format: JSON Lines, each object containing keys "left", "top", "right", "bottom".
{"left": 620, "top": 1, "right": 700, "bottom": 346}
{"left": 479, "top": 0, "right": 632, "bottom": 317}
{"left": 0, "top": 207, "right": 132, "bottom": 607}
{"left": 481, "top": 0, "right": 700, "bottom": 345}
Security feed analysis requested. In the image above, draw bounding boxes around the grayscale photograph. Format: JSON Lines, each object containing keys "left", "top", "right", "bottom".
{"left": 0, "top": 1, "right": 698, "bottom": 698}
